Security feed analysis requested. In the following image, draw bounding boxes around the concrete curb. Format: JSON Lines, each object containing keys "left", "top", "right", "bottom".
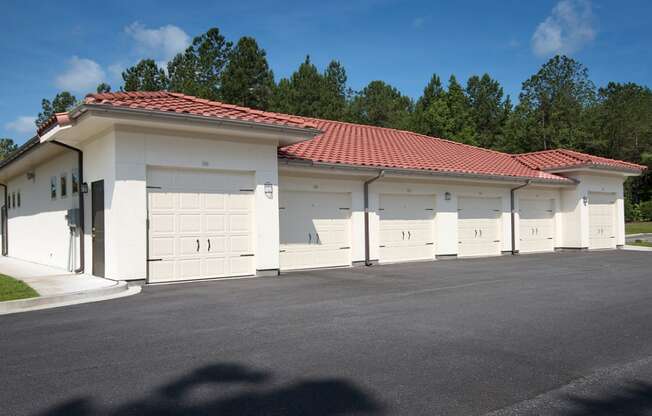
{"left": 626, "top": 233, "right": 652, "bottom": 239}
{"left": 0, "top": 280, "right": 141, "bottom": 315}
{"left": 622, "top": 245, "right": 652, "bottom": 252}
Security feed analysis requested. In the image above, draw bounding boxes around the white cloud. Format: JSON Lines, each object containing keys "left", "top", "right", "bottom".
{"left": 412, "top": 17, "right": 427, "bottom": 29}
{"left": 55, "top": 56, "right": 106, "bottom": 92}
{"left": 108, "top": 63, "right": 124, "bottom": 78}
{"left": 125, "top": 22, "right": 190, "bottom": 62}
{"left": 5, "top": 116, "right": 37, "bottom": 134}
{"left": 532, "top": 0, "right": 596, "bottom": 57}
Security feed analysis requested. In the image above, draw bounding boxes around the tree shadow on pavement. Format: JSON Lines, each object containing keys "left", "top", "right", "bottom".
{"left": 563, "top": 380, "right": 652, "bottom": 416}
{"left": 36, "top": 362, "right": 384, "bottom": 416}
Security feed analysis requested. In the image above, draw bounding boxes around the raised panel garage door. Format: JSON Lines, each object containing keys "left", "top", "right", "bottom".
{"left": 279, "top": 191, "right": 351, "bottom": 271}
{"left": 519, "top": 198, "right": 555, "bottom": 253}
{"left": 147, "top": 168, "right": 255, "bottom": 283}
{"left": 589, "top": 192, "right": 616, "bottom": 250}
{"left": 458, "top": 197, "right": 502, "bottom": 257}
{"left": 379, "top": 194, "right": 435, "bottom": 263}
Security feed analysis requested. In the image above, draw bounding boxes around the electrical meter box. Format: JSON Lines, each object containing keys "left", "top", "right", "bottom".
{"left": 66, "top": 208, "right": 80, "bottom": 228}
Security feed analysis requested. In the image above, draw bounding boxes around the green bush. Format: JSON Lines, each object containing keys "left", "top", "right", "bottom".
{"left": 625, "top": 199, "right": 642, "bottom": 222}
{"left": 640, "top": 200, "right": 652, "bottom": 221}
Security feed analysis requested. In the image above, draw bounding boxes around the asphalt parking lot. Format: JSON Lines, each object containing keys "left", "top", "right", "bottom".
{"left": 2, "top": 250, "right": 652, "bottom": 416}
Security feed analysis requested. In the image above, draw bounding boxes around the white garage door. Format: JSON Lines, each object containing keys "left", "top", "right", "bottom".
{"left": 279, "top": 191, "right": 351, "bottom": 271}
{"left": 147, "top": 168, "right": 255, "bottom": 283}
{"left": 379, "top": 194, "right": 435, "bottom": 263}
{"left": 589, "top": 192, "right": 616, "bottom": 250}
{"left": 458, "top": 197, "right": 502, "bottom": 257}
{"left": 519, "top": 198, "right": 555, "bottom": 253}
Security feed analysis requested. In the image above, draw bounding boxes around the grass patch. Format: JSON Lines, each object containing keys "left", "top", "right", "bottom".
{"left": 0, "top": 274, "right": 39, "bottom": 302}
{"left": 629, "top": 240, "right": 652, "bottom": 248}
{"left": 625, "top": 222, "right": 652, "bottom": 235}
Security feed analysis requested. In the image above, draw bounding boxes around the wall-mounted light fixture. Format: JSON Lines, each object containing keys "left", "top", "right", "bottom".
{"left": 444, "top": 191, "right": 451, "bottom": 201}
{"left": 26, "top": 171, "right": 35, "bottom": 181}
{"left": 582, "top": 195, "right": 588, "bottom": 206}
{"left": 264, "top": 182, "right": 273, "bottom": 199}
{"left": 81, "top": 183, "right": 89, "bottom": 194}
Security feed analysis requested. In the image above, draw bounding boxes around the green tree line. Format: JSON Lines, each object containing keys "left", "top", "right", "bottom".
{"left": 1, "top": 26, "right": 650, "bottom": 211}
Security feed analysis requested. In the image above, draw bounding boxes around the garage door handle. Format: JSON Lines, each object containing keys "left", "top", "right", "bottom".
{"left": 402, "top": 231, "right": 405, "bottom": 240}
{"left": 408, "top": 231, "right": 411, "bottom": 240}
{"left": 196, "top": 239, "right": 200, "bottom": 252}
{"left": 207, "top": 239, "right": 211, "bottom": 251}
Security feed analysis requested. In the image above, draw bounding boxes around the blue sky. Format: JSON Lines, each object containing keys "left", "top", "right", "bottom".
{"left": 1, "top": 0, "right": 650, "bottom": 144}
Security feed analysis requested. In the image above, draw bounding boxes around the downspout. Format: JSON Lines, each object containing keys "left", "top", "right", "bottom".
{"left": 51, "top": 141, "right": 85, "bottom": 274}
{"left": 0, "top": 183, "right": 7, "bottom": 256}
{"left": 510, "top": 180, "right": 531, "bottom": 255}
{"left": 364, "top": 170, "right": 385, "bottom": 266}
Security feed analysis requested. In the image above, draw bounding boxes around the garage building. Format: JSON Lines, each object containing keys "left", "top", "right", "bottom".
{"left": 0, "top": 92, "right": 645, "bottom": 282}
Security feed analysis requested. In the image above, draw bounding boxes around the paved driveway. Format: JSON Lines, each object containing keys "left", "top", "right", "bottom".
{"left": 2, "top": 251, "right": 652, "bottom": 416}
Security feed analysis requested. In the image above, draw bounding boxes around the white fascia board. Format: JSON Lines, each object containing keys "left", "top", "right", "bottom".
{"left": 546, "top": 165, "right": 643, "bottom": 177}
{"left": 38, "top": 124, "right": 73, "bottom": 143}
{"left": 79, "top": 105, "right": 321, "bottom": 146}
{"left": 278, "top": 158, "right": 576, "bottom": 188}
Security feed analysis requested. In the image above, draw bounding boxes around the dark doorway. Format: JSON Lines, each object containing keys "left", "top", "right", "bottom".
{"left": 91, "top": 180, "right": 105, "bottom": 277}
{"left": 1, "top": 205, "right": 7, "bottom": 256}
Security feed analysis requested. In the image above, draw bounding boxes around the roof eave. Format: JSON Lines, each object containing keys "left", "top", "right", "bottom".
{"left": 81, "top": 104, "right": 324, "bottom": 139}
{"left": 278, "top": 157, "right": 574, "bottom": 186}
{"left": 543, "top": 164, "right": 645, "bottom": 176}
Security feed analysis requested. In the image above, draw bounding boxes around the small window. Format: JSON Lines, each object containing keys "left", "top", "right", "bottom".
{"left": 71, "top": 168, "right": 79, "bottom": 195}
{"left": 12, "top": 192, "right": 16, "bottom": 208}
{"left": 17, "top": 191, "right": 20, "bottom": 208}
{"left": 50, "top": 176, "right": 57, "bottom": 200}
{"left": 60, "top": 173, "right": 68, "bottom": 198}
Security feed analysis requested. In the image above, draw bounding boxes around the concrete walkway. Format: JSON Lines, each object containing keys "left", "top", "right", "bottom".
{"left": 0, "top": 257, "right": 140, "bottom": 314}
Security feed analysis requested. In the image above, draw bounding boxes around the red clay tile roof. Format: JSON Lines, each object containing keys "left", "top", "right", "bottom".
{"left": 515, "top": 149, "right": 646, "bottom": 173}
{"left": 36, "top": 92, "right": 643, "bottom": 182}
{"left": 84, "top": 91, "right": 318, "bottom": 129}
{"left": 38, "top": 91, "right": 317, "bottom": 135}
{"left": 279, "top": 118, "right": 572, "bottom": 182}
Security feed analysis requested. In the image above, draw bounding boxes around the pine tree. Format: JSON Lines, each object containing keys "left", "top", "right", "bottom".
{"left": 348, "top": 80, "right": 413, "bottom": 129}
{"left": 444, "top": 75, "right": 476, "bottom": 145}
{"left": 320, "top": 60, "right": 348, "bottom": 120}
{"left": 167, "top": 28, "right": 232, "bottom": 100}
{"left": 411, "top": 74, "right": 446, "bottom": 134}
{"left": 122, "top": 59, "right": 168, "bottom": 92}
{"left": 96, "top": 83, "right": 112, "bottom": 93}
{"left": 514, "top": 55, "right": 595, "bottom": 151}
{"left": 36, "top": 92, "right": 77, "bottom": 127}
{"left": 220, "top": 37, "right": 274, "bottom": 109}
{"left": 466, "top": 74, "right": 511, "bottom": 149}
{"left": 0, "top": 138, "right": 17, "bottom": 160}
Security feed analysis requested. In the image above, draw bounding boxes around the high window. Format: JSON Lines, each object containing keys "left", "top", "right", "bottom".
{"left": 50, "top": 176, "right": 57, "bottom": 200}
{"left": 60, "top": 173, "right": 68, "bottom": 198}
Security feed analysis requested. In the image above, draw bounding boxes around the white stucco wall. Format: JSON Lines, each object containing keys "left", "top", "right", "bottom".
{"left": 279, "top": 170, "right": 521, "bottom": 261}
{"left": 370, "top": 179, "right": 514, "bottom": 256}
{"left": 2, "top": 120, "right": 631, "bottom": 279}
{"left": 111, "top": 125, "right": 280, "bottom": 280}
{"left": 4, "top": 151, "right": 79, "bottom": 270}
{"left": 80, "top": 129, "right": 116, "bottom": 277}
{"left": 558, "top": 172, "right": 626, "bottom": 247}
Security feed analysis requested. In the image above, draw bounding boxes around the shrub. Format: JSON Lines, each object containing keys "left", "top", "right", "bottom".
{"left": 625, "top": 199, "right": 642, "bottom": 222}
{"left": 640, "top": 200, "right": 652, "bottom": 222}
